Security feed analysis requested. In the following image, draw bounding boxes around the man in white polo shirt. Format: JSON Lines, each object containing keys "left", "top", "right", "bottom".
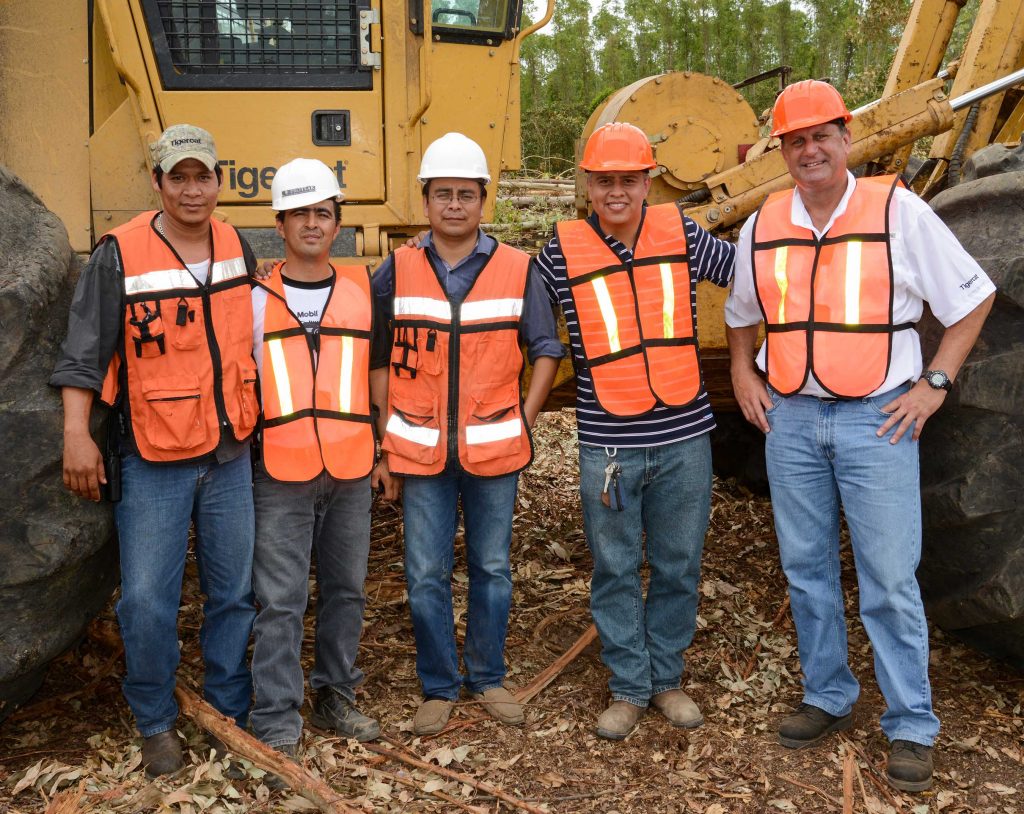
{"left": 726, "top": 80, "right": 995, "bottom": 792}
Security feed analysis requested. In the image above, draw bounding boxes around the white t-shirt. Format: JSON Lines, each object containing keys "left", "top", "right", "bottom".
{"left": 186, "top": 259, "right": 210, "bottom": 286}
{"left": 251, "top": 273, "right": 332, "bottom": 374}
{"left": 725, "top": 172, "right": 996, "bottom": 397}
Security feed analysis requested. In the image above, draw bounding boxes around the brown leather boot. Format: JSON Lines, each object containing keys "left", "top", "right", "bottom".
{"left": 595, "top": 700, "right": 643, "bottom": 740}
{"left": 142, "top": 730, "right": 183, "bottom": 777}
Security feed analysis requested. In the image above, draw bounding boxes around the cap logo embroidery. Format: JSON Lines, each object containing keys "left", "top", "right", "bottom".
{"left": 170, "top": 138, "right": 204, "bottom": 147}
{"left": 282, "top": 185, "right": 316, "bottom": 197}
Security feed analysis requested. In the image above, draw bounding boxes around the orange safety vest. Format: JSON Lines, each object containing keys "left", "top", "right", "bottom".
{"left": 255, "top": 264, "right": 375, "bottom": 482}
{"left": 557, "top": 203, "right": 702, "bottom": 417}
{"left": 752, "top": 175, "right": 913, "bottom": 398}
{"left": 99, "top": 211, "right": 258, "bottom": 463}
{"left": 382, "top": 242, "right": 533, "bottom": 477}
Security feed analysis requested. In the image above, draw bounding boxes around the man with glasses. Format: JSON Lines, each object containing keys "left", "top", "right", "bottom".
{"left": 372, "top": 132, "right": 564, "bottom": 735}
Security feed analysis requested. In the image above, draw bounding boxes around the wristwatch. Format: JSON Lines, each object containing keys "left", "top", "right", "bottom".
{"left": 922, "top": 369, "right": 953, "bottom": 392}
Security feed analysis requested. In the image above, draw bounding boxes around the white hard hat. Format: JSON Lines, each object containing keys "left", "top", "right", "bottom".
{"left": 271, "top": 158, "right": 343, "bottom": 211}
{"left": 417, "top": 132, "right": 491, "bottom": 184}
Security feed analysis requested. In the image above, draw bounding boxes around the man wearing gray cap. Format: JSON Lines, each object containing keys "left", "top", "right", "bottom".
{"left": 52, "top": 124, "right": 259, "bottom": 776}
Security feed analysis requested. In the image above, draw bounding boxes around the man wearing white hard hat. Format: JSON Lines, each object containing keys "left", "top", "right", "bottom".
{"left": 373, "top": 133, "right": 564, "bottom": 735}
{"left": 249, "top": 158, "right": 392, "bottom": 757}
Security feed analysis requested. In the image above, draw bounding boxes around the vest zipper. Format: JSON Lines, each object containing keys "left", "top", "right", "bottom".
{"left": 201, "top": 285, "right": 231, "bottom": 437}
{"left": 447, "top": 304, "right": 461, "bottom": 466}
{"left": 154, "top": 216, "right": 231, "bottom": 440}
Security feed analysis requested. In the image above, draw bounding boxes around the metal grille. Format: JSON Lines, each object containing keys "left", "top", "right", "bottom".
{"left": 152, "top": 1, "right": 363, "bottom": 76}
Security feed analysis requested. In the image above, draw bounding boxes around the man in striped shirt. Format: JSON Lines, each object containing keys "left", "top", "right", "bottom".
{"left": 533, "top": 122, "right": 734, "bottom": 740}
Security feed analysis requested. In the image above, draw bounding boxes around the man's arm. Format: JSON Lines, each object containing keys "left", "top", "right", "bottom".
{"left": 51, "top": 240, "right": 124, "bottom": 501}
{"left": 877, "top": 292, "right": 995, "bottom": 443}
{"left": 522, "top": 356, "right": 559, "bottom": 428}
{"left": 687, "top": 217, "right": 736, "bottom": 288}
{"left": 727, "top": 324, "right": 773, "bottom": 433}
{"left": 518, "top": 257, "right": 566, "bottom": 427}
{"left": 62, "top": 387, "right": 106, "bottom": 501}
{"left": 369, "top": 367, "right": 400, "bottom": 501}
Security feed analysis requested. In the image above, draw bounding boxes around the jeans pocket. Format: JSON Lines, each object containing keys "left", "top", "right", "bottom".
{"left": 866, "top": 394, "right": 897, "bottom": 418}
{"left": 764, "top": 386, "right": 784, "bottom": 415}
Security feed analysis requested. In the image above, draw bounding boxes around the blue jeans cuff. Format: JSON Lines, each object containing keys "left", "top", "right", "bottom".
{"left": 802, "top": 697, "right": 852, "bottom": 718}
{"left": 138, "top": 722, "right": 177, "bottom": 739}
{"left": 611, "top": 694, "right": 649, "bottom": 708}
{"left": 651, "top": 684, "right": 681, "bottom": 696}
{"left": 264, "top": 738, "right": 300, "bottom": 749}
{"left": 468, "top": 681, "right": 506, "bottom": 695}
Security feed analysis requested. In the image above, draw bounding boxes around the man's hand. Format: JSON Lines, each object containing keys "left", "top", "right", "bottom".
{"left": 253, "top": 259, "right": 279, "bottom": 281}
{"left": 731, "top": 365, "right": 773, "bottom": 433}
{"left": 876, "top": 380, "right": 947, "bottom": 443}
{"left": 403, "top": 230, "right": 429, "bottom": 249}
{"left": 371, "top": 454, "right": 401, "bottom": 502}
{"left": 63, "top": 430, "right": 106, "bottom": 501}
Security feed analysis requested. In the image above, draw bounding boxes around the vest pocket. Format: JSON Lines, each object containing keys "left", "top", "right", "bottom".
{"left": 383, "top": 390, "right": 442, "bottom": 465}
{"left": 236, "top": 363, "right": 259, "bottom": 435}
{"left": 140, "top": 376, "right": 208, "bottom": 451}
{"left": 465, "top": 385, "right": 523, "bottom": 463}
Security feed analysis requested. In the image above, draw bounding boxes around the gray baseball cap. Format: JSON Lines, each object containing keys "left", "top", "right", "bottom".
{"left": 150, "top": 124, "right": 218, "bottom": 172}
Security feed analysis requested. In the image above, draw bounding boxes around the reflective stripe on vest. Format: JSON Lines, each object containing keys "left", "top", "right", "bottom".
{"left": 257, "top": 264, "right": 375, "bottom": 483}
{"left": 752, "top": 175, "right": 912, "bottom": 398}
{"left": 557, "top": 203, "right": 701, "bottom": 417}
{"left": 98, "top": 211, "right": 258, "bottom": 463}
{"left": 382, "top": 242, "right": 532, "bottom": 477}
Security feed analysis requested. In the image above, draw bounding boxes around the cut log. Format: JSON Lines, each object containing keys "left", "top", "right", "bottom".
{"left": 174, "top": 685, "right": 363, "bottom": 814}
{"left": 516, "top": 623, "right": 599, "bottom": 705}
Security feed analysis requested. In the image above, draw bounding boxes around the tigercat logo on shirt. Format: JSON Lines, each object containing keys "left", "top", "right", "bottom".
{"left": 960, "top": 274, "right": 980, "bottom": 291}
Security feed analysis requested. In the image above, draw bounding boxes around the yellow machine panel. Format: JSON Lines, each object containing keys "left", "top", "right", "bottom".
{"left": 0, "top": 0, "right": 550, "bottom": 256}
{"left": 0, "top": 3, "right": 92, "bottom": 250}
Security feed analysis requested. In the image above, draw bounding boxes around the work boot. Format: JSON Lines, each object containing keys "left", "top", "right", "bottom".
{"left": 310, "top": 687, "right": 380, "bottom": 742}
{"left": 413, "top": 698, "right": 454, "bottom": 736}
{"left": 887, "top": 740, "right": 934, "bottom": 792}
{"left": 651, "top": 689, "right": 703, "bottom": 729}
{"left": 595, "top": 700, "right": 644, "bottom": 740}
{"left": 142, "top": 730, "right": 183, "bottom": 777}
{"left": 471, "top": 687, "right": 525, "bottom": 726}
{"left": 265, "top": 742, "right": 299, "bottom": 792}
{"left": 205, "top": 733, "right": 247, "bottom": 780}
{"left": 778, "top": 703, "right": 852, "bottom": 749}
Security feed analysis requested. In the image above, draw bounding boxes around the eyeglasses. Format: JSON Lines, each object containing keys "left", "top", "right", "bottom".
{"left": 430, "top": 189, "right": 481, "bottom": 205}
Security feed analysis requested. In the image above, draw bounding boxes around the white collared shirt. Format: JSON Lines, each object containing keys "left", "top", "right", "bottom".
{"left": 725, "top": 172, "right": 996, "bottom": 397}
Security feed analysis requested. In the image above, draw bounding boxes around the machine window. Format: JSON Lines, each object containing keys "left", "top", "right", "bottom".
{"left": 430, "top": 0, "right": 514, "bottom": 37}
{"left": 144, "top": 0, "right": 373, "bottom": 89}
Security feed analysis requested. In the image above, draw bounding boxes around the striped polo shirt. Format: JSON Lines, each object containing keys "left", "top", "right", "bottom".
{"left": 534, "top": 208, "right": 735, "bottom": 448}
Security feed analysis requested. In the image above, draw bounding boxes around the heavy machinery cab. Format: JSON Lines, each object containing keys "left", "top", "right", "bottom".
{"left": 0, "top": 0, "right": 545, "bottom": 257}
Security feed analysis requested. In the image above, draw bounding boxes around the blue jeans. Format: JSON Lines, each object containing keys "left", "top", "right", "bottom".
{"left": 402, "top": 471, "right": 518, "bottom": 700}
{"left": 579, "top": 435, "right": 711, "bottom": 706}
{"left": 765, "top": 383, "right": 940, "bottom": 746}
{"left": 115, "top": 451, "right": 255, "bottom": 737}
{"left": 250, "top": 466, "right": 371, "bottom": 747}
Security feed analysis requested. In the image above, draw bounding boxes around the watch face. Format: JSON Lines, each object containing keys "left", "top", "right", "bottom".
{"left": 927, "top": 372, "right": 943, "bottom": 387}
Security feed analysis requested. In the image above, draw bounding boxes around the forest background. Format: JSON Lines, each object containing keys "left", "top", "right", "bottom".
{"left": 518, "top": 0, "right": 981, "bottom": 174}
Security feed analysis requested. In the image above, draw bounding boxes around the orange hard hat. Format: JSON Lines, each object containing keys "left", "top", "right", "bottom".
{"left": 770, "top": 80, "right": 852, "bottom": 138}
{"left": 579, "top": 122, "right": 657, "bottom": 172}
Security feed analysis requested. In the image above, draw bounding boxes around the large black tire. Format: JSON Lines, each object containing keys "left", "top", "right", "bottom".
{"left": 0, "top": 166, "right": 118, "bottom": 720}
{"left": 917, "top": 143, "right": 1024, "bottom": 671}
